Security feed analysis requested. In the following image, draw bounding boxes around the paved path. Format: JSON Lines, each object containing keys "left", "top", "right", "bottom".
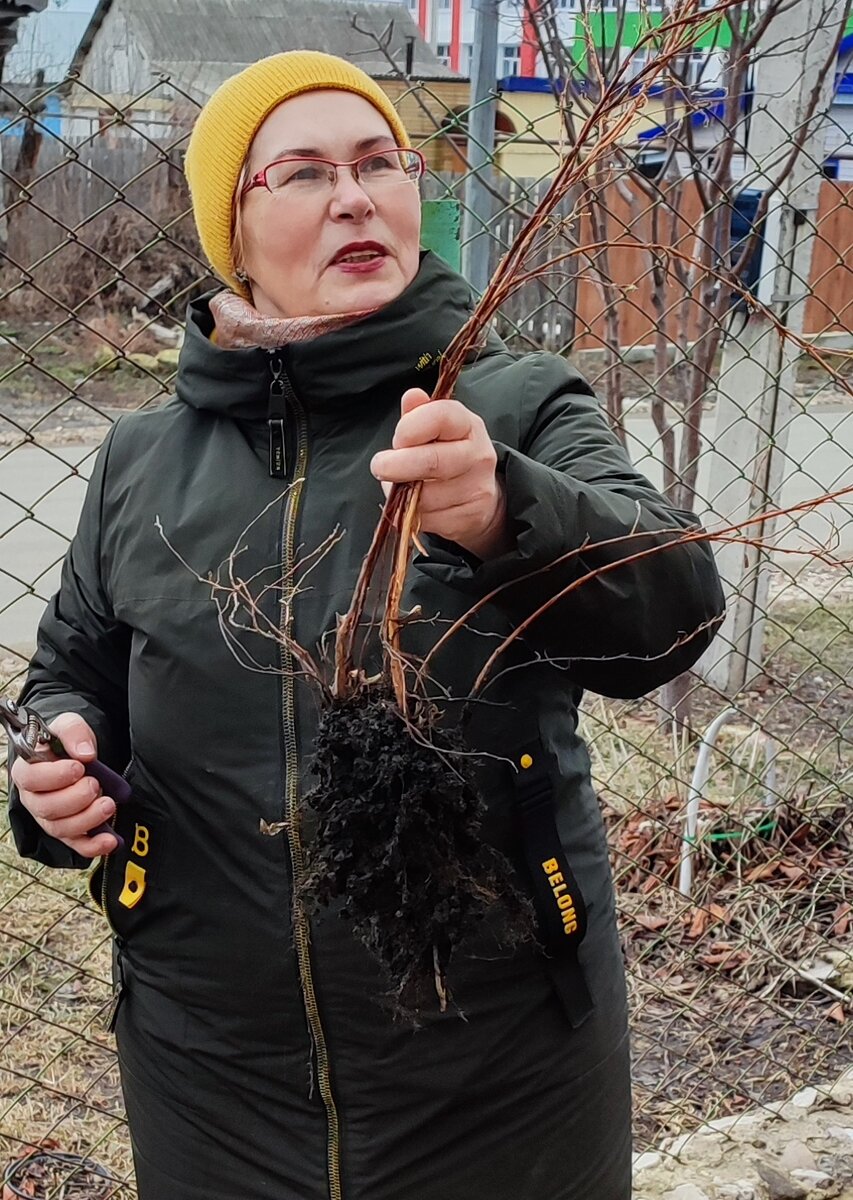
{"left": 1, "top": 445, "right": 92, "bottom": 654}
{"left": 2, "top": 407, "right": 853, "bottom": 653}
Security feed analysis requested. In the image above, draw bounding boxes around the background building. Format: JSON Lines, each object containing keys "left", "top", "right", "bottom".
{"left": 3, "top": 1, "right": 852, "bottom": 180}
{"left": 2, "top": 0, "right": 468, "bottom": 170}
{"left": 401, "top": 0, "right": 730, "bottom": 84}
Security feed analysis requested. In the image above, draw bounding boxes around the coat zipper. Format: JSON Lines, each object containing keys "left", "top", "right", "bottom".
{"left": 272, "top": 356, "right": 343, "bottom": 1200}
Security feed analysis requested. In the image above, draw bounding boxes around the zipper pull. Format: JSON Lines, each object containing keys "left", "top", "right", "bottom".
{"left": 269, "top": 356, "right": 287, "bottom": 479}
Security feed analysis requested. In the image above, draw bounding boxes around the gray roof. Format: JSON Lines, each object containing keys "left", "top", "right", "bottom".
{"left": 72, "top": 0, "right": 462, "bottom": 94}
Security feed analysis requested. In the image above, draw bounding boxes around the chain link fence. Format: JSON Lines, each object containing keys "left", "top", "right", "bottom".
{"left": 1, "top": 3, "right": 852, "bottom": 1193}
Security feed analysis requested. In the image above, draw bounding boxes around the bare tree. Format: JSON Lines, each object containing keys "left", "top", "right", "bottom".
{"left": 526, "top": 0, "right": 850, "bottom": 727}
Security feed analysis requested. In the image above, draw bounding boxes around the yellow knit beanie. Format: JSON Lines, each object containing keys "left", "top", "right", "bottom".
{"left": 185, "top": 51, "right": 411, "bottom": 295}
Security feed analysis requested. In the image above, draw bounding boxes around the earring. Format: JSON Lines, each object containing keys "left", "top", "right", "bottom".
{"left": 234, "top": 269, "right": 248, "bottom": 284}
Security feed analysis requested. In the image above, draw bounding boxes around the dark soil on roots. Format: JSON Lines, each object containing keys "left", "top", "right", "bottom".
{"left": 300, "top": 690, "right": 536, "bottom": 1018}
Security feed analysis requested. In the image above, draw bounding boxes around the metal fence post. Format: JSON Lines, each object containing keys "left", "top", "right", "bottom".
{"left": 461, "top": 0, "right": 499, "bottom": 293}
{"left": 701, "top": 0, "right": 846, "bottom": 695}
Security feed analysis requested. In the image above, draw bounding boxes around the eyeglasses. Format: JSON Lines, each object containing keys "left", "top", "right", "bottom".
{"left": 241, "top": 147, "right": 426, "bottom": 199}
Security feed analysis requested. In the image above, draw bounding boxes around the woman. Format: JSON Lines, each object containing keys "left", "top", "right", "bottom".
{"left": 9, "top": 51, "right": 723, "bottom": 1200}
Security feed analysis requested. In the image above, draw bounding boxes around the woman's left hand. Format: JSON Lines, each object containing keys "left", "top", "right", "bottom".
{"left": 370, "top": 388, "right": 511, "bottom": 561}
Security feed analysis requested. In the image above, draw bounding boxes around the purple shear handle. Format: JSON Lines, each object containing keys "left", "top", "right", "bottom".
{"left": 85, "top": 760, "right": 132, "bottom": 844}
{"left": 0, "top": 697, "right": 131, "bottom": 847}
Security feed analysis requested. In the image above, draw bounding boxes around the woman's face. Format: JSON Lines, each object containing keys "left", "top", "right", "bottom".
{"left": 236, "top": 90, "right": 422, "bottom": 318}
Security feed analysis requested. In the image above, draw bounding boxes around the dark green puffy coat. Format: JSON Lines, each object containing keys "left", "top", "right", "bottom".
{"left": 10, "top": 253, "right": 723, "bottom": 1200}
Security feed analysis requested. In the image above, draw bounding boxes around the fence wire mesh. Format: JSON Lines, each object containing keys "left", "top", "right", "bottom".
{"left": 1, "top": 2, "right": 852, "bottom": 1193}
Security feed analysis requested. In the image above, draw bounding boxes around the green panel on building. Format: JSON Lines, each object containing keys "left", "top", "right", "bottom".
{"left": 420, "top": 199, "right": 462, "bottom": 272}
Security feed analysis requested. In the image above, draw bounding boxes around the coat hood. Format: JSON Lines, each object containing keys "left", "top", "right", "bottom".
{"left": 175, "top": 251, "right": 498, "bottom": 420}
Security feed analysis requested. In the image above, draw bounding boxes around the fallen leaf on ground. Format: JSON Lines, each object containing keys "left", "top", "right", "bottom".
{"left": 687, "top": 908, "right": 710, "bottom": 939}
{"left": 634, "top": 913, "right": 669, "bottom": 932}
{"left": 745, "top": 862, "right": 779, "bottom": 883}
{"left": 830, "top": 901, "right": 850, "bottom": 938}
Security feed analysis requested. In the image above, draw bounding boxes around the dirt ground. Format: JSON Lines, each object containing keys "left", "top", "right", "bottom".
{"left": 0, "top": 318, "right": 173, "bottom": 448}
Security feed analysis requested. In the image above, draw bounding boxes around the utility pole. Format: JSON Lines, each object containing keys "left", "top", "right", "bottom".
{"left": 701, "top": 0, "right": 846, "bottom": 694}
{"left": 461, "top": 0, "right": 499, "bottom": 293}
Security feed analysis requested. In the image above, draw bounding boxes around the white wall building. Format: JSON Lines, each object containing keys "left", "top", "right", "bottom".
{"left": 2, "top": 0, "right": 97, "bottom": 83}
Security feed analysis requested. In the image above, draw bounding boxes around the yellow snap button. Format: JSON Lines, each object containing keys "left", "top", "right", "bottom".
{"left": 520, "top": 753, "right": 533, "bottom": 770}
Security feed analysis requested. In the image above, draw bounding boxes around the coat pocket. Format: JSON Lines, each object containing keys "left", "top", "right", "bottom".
{"left": 87, "top": 764, "right": 169, "bottom": 942}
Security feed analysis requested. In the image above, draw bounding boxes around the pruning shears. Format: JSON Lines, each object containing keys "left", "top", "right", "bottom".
{"left": 0, "top": 697, "right": 131, "bottom": 841}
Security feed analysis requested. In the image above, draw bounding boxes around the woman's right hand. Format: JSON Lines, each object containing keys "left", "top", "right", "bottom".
{"left": 9, "top": 713, "right": 120, "bottom": 858}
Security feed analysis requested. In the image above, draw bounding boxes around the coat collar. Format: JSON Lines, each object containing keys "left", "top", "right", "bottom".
{"left": 175, "top": 252, "right": 489, "bottom": 420}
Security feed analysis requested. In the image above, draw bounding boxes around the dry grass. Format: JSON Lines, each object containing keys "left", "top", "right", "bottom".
{"left": 2, "top": 134, "right": 202, "bottom": 327}
{"left": 0, "top": 819, "right": 135, "bottom": 1194}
